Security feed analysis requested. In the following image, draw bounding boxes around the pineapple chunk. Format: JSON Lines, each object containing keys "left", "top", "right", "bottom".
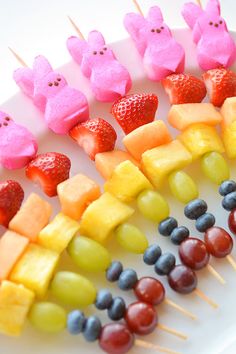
{"left": 141, "top": 140, "right": 192, "bottom": 188}
{"left": 57, "top": 174, "right": 101, "bottom": 220}
{"left": 10, "top": 244, "right": 59, "bottom": 298}
{"left": 79, "top": 192, "right": 134, "bottom": 243}
{"left": 9, "top": 193, "right": 52, "bottom": 242}
{"left": 178, "top": 123, "right": 224, "bottom": 160}
{"left": 38, "top": 213, "right": 80, "bottom": 253}
{"left": 104, "top": 161, "right": 153, "bottom": 202}
{"left": 0, "top": 280, "right": 34, "bottom": 336}
{"left": 221, "top": 97, "right": 236, "bottom": 127}
{"left": 222, "top": 121, "right": 236, "bottom": 158}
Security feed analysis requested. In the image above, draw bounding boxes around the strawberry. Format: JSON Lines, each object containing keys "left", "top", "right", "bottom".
{"left": 0, "top": 180, "right": 24, "bottom": 227}
{"left": 111, "top": 93, "right": 158, "bottom": 134}
{"left": 203, "top": 68, "right": 236, "bottom": 107}
{"left": 162, "top": 73, "right": 206, "bottom": 105}
{"left": 69, "top": 118, "right": 117, "bottom": 160}
{"left": 26, "top": 152, "right": 71, "bottom": 197}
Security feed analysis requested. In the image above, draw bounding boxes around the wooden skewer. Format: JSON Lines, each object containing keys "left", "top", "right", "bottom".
{"left": 67, "top": 15, "right": 85, "bottom": 40}
{"left": 194, "top": 288, "right": 218, "bottom": 308}
{"left": 158, "top": 323, "right": 187, "bottom": 340}
{"left": 135, "top": 339, "right": 182, "bottom": 354}
{"left": 206, "top": 264, "right": 226, "bottom": 285}
{"left": 226, "top": 255, "right": 236, "bottom": 271}
{"left": 196, "top": 0, "right": 202, "bottom": 8}
{"left": 8, "top": 47, "right": 27, "bottom": 67}
{"left": 164, "top": 298, "right": 197, "bottom": 320}
{"left": 132, "top": 0, "right": 144, "bottom": 16}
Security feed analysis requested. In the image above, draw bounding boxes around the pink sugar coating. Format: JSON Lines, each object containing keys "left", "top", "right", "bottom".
{"left": 67, "top": 30, "right": 132, "bottom": 102}
{"left": 182, "top": 0, "right": 236, "bottom": 70}
{"left": 13, "top": 55, "right": 89, "bottom": 134}
{"left": 124, "top": 6, "right": 185, "bottom": 81}
{"left": 0, "top": 111, "right": 38, "bottom": 169}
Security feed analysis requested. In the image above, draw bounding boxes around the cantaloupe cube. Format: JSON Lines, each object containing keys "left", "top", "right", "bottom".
{"left": 104, "top": 160, "right": 153, "bottom": 202}
{"left": 141, "top": 140, "right": 192, "bottom": 188}
{"left": 178, "top": 123, "right": 224, "bottom": 160}
{"left": 95, "top": 150, "right": 139, "bottom": 180}
{"left": 10, "top": 244, "right": 59, "bottom": 298}
{"left": 0, "top": 280, "right": 34, "bottom": 336}
{"left": 123, "top": 121, "right": 172, "bottom": 161}
{"left": 0, "top": 231, "right": 29, "bottom": 281}
{"left": 38, "top": 213, "right": 79, "bottom": 253}
{"left": 9, "top": 193, "right": 52, "bottom": 242}
{"left": 168, "top": 103, "right": 222, "bottom": 130}
{"left": 57, "top": 174, "right": 101, "bottom": 220}
{"left": 221, "top": 97, "right": 236, "bottom": 127}
{"left": 79, "top": 192, "right": 134, "bottom": 243}
{"left": 222, "top": 121, "right": 236, "bottom": 158}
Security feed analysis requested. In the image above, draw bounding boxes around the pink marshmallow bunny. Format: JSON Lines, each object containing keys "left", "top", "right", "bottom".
{"left": 124, "top": 6, "right": 185, "bottom": 81}
{"left": 13, "top": 56, "right": 89, "bottom": 135}
{"left": 67, "top": 30, "right": 132, "bottom": 102}
{"left": 182, "top": 0, "right": 236, "bottom": 70}
{"left": 0, "top": 111, "right": 37, "bottom": 169}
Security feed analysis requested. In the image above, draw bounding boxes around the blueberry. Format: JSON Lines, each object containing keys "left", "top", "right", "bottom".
{"left": 143, "top": 244, "right": 162, "bottom": 265}
{"left": 222, "top": 192, "right": 236, "bottom": 211}
{"left": 158, "top": 217, "right": 178, "bottom": 236}
{"left": 67, "top": 310, "right": 86, "bottom": 335}
{"left": 170, "top": 226, "right": 189, "bottom": 245}
{"left": 95, "top": 289, "right": 113, "bottom": 310}
{"left": 219, "top": 180, "right": 236, "bottom": 196}
{"left": 83, "top": 316, "right": 102, "bottom": 342}
{"left": 184, "top": 199, "right": 208, "bottom": 220}
{"left": 195, "top": 213, "right": 215, "bottom": 232}
{"left": 107, "top": 297, "right": 126, "bottom": 321}
{"left": 118, "top": 269, "right": 138, "bottom": 290}
{"left": 106, "top": 261, "right": 123, "bottom": 282}
{"left": 155, "top": 253, "right": 176, "bottom": 276}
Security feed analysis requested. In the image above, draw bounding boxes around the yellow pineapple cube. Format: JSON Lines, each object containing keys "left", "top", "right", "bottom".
{"left": 222, "top": 121, "right": 236, "bottom": 158}
{"left": 0, "top": 280, "right": 34, "bottom": 336}
{"left": 79, "top": 192, "right": 134, "bottom": 243}
{"left": 104, "top": 161, "right": 153, "bottom": 202}
{"left": 221, "top": 97, "right": 236, "bottom": 127}
{"left": 178, "top": 123, "right": 224, "bottom": 160}
{"left": 141, "top": 140, "right": 192, "bottom": 188}
{"left": 10, "top": 244, "right": 59, "bottom": 298}
{"left": 38, "top": 213, "right": 80, "bottom": 253}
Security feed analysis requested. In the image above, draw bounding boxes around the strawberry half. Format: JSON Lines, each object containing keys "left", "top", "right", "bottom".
{"left": 0, "top": 180, "right": 24, "bottom": 227}
{"left": 162, "top": 73, "right": 207, "bottom": 105}
{"left": 69, "top": 118, "right": 117, "bottom": 160}
{"left": 26, "top": 152, "right": 71, "bottom": 197}
{"left": 111, "top": 93, "right": 158, "bottom": 134}
{"left": 203, "top": 68, "right": 236, "bottom": 107}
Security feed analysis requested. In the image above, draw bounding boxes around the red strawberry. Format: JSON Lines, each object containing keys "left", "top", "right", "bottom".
{"left": 203, "top": 68, "right": 236, "bottom": 107}
{"left": 162, "top": 73, "right": 206, "bottom": 105}
{"left": 26, "top": 152, "right": 71, "bottom": 197}
{"left": 0, "top": 180, "right": 24, "bottom": 227}
{"left": 111, "top": 93, "right": 158, "bottom": 134}
{"left": 69, "top": 118, "right": 117, "bottom": 160}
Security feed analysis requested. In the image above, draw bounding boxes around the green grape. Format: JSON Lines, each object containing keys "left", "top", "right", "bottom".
{"left": 168, "top": 170, "right": 198, "bottom": 203}
{"left": 137, "top": 189, "right": 169, "bottom": 222}
{"left": 50, "top": 271, "right": 96, "bottom": 307}
{"left": 115, "top": 223, "right": 148, "bottom": 254}
{"left": 201, "top": 151, "right": 230, "bottom": 185}
{"left": 67, "top": 236, "right": 111, "bottom": 272}
{"left": 29, "top": 302, "right": 66, "bottom": 333}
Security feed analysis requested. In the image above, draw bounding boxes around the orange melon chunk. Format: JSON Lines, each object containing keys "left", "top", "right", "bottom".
{"left": 9, "top": 193, "right": 52, "bottom": 242}
{"left": 221, "top": 97, "right": 236, "bottom": 127}
{"left": 95, "top": 150, "right": 139, "bottom": 180}
{"left": 123, "top": 121, "right": 172, "bottom": 161}
{"left": 57, "top": 174, "right": 101, "bottom": 220}
{"left": 168, "top": 103, "right": 222, "bottom": 131}
{"left": 0, "top": 231, "right": 29, "bottom": 281}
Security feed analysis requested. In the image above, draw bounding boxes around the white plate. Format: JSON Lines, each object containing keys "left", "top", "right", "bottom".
{"left": 1, "top": 29, "right": 236, "bottom": 354}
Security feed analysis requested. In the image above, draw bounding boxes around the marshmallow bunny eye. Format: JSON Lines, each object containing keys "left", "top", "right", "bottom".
{"left": 93, "top": 51, "right": 97, "bottom": 55}
{"left": 57, "top": 78, "right": 61, "bottom": 82}
{"left": 151, "top": 29, "right": 155, "bottom": 32}
{"left": 5, "top": 117, "right": 10, "bottom": 121}
{"left": 209, "top": 21, "right": 213, "bottom": 25}
{"left": 103, "top": 47, "right": 107, "bottom": 51}
{"left": 48, "top": 82, "right": 53, "bottom": 87}
{"left": 219, "top": 20, "right": 223, "bottom": 24}
{"left": 161, "top": 26, "right": 164, "bottom": 29}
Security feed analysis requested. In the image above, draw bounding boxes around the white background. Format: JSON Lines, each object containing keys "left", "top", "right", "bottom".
{"left": 0, "top": 0, "right": 235, "bottom": 103}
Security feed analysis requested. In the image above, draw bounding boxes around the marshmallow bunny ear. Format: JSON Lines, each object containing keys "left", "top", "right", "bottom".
{"left": 147, "top": 6, "right": 163, "bottom": 23}
{"left": 33, "top": 55, "right": 53, "bottom": 80}
{"left": 124, "top": 12, "right": 146, "bottom": 39}
{"left": 205, "top": 0, "right": 221, "bottom": 15}
{"left": 182, "top": 2, "right": 204, "bottom": 29}
{"left": 88, "top": 30, "right": 105, "bottom": 46}
{"left": 67, "top": 36, "right": 88, "bottom": 65}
